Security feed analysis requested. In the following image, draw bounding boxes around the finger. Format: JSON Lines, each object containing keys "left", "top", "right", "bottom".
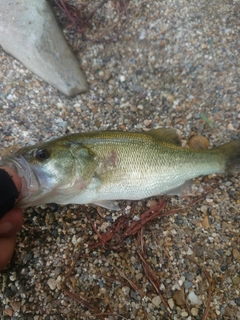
{"left": 0, "top": 235, "right": 17, "bottom": 271}
{"left": 0, "top": 169, "right": 23, "bottom": 271}
{"left": 0, "top": 208, "right": 23, "bottom": 237}
{"left": 0, "top": 166, "right": 22, "bottom": 218}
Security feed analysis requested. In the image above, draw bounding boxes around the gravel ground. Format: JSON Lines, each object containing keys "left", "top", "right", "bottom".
{"left": 0, "top": 0, "right": 240, "bottom": 319}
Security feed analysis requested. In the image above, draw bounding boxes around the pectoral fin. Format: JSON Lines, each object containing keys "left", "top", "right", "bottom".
{"left": 92, "top": 200, "right": 121, "bottom": 211}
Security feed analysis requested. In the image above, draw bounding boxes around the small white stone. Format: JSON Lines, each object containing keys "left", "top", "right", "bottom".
{"left": 119, "top": 75, "right": 125, "bottom": 82}
{"left": 152, "top": 295, "right": 161, "bottom": 307}
{"left": 139, "top": 30, "right": 146, "bottom": 40}
{"left": 227, "top": 123, "right": 234, "bottom": 130}
{"left": 6, "top": 94, "right": 14, "bottom": 100}
{"left": 200, "top": 205, "right": 208, "bottom": 214}
{"left": 122, "top": 286, "right": 130, "bottom": 296}
{"left": 160, "top": 283, "right": 165, "bottom": 291}
{"left": 168, "top": 298, "right": 175, "bottom": 310}
{"left": 181, "top": 311, "right": 189, "bottom": 317}
{"left": 172, "top": 282, "right": 181, "bottom": 290}
{"left": 10, "top": 272, "right": 17, "bottom": 281}
{"left": 120, "top": 102, "right": 130, "bottom": 108}
{"left": 72, "top": 235, "right": 77, "bottom": 245}
{"left": 133, "top": 215, "right": 140, "bottom": 221}
{"left": 191, "top": 307, "right": 199, "bottom": 316}
{"left": 98, "top": 70, "right": 104, "bottom": 77}
{"left": 187, "top": 247, "right": 193, "bottom": 255}
{"left": 188, "top": 291, "right": 202, "bottom": 305}
{"left": 47, "top": 278, "right": 57, "bottom": 290}
{"left": 144, "top": 119, "right": 151, "bottom": 126}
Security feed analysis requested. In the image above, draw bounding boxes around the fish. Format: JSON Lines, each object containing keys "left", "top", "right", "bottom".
{"left": 1, "top": 128, "right": 240, "bottom": 210}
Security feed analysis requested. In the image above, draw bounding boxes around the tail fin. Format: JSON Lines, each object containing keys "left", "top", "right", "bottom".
{"left": 216, "top": 139, "right": 240, "bottom": 174}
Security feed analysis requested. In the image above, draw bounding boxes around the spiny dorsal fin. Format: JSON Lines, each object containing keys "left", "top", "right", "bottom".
{"left": 147, "top": 128, "right": 181, "bottom": 146}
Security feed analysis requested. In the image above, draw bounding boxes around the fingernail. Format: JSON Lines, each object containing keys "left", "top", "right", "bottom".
{"left": 0, "top": 221, "right": 13, "bottom": 235}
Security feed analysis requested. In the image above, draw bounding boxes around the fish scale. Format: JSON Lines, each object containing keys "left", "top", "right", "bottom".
{"left": 87, "top": 140, "right": 221, "bottom": 201}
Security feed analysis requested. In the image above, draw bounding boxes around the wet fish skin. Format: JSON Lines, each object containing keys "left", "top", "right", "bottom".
{"left": 1, "top": 128, "right": 240, "bottom": 209}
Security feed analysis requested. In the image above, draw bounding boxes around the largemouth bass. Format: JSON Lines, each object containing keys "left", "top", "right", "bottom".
{"left": 1, "top": 128, "right": 240, "bottom": 210}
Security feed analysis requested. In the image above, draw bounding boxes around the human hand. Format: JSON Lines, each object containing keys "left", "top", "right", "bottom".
{"left": 0, "top": 167, "right": 23, "bottom": 271}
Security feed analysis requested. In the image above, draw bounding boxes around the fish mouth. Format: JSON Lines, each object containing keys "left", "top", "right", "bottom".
{"left": 1, "top": 155, "right": 41, "bottom": 207}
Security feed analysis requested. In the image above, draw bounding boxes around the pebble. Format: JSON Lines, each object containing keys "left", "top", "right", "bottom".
{"left": 122, "top": 286, "right": 130, "bottom": 296}
{"left": 130, "top": 290, "right": 139, "bottom": 301}
{"left": 104, "top": 69, "right": 112, "bottom": 81}
{"left": 184, "top": 280, "right": 193, "bottom": 290}
{"left": 152, "top": 295, "right": 161, "bottom": 307}
{"left": 233, "top": 248, "right": 240, "bottom": 260}
{"left": 50, "top": 203, "right": 58, "bottom": 212}
{"left": 173, "top": 290, "right": 185, "bottom": 306}
{"left": 139, "top": 30, "right": 146, "bottom": 40}
{"left": 227, "top": 123, "right": 234, "bottom": 130}
{"left": 9, "top": 272, "right": 17, "bottom": 281}
{"left": 194, "top": 244, "right": 204, "bottom": 257}
{"left": 47, "top": 278, "right": 57, "bottom": 290}
{"left": 144, "top": 119, "right": 151, "bottom": 126}
{"left": 187, "top": 135, "right": 210, "bottom": 149}
{"left": 119, "top": 75, "right": 125, "bottom": 82}
{"left": 4, "top": 309, "right": 13, "bottom": 317}
{"left": 181, "top": 311, "right": 189, "bottom": 317}
{"left": 201, "top": 215, "right": 210, "bottom": 229}
{"left": 168, "top": 298, "right": 175, "bottom": 310}
{"left": 98, "top": 70, "right": 104, "bottom": 77}
{"left": 188, "top": 291, "right": 202, "bottom": 305}
{"left": 187, "top": 247, "right": 193, "bottom": 255}
{"left": 236, "top": 297, "right": 240, "bottom": 307}
{"left": 191, "top": 307, "right": 199, "bottom": 316}
{"left": 130, "top": 105, "right": 138, "bottom": 112}
{"left": 146, "top": 199, "right": 157, "bottom": 207}
{"left": 200, "top": 205, "right": 208, "bottom": 214}
{"left": 232, "top": 276, "right": 240, "bottom": 285}
{"left": 136, "top": 273, "right": 143, "bottom": 280}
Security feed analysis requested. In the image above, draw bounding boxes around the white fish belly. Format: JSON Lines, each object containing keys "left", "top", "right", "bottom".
{"left": 69, "top": 160, "right": 220, "bottom": 204}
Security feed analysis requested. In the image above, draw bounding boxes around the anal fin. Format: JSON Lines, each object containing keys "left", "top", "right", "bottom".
{"left": 165, "top": 180, "right": 193, "bottom": 196}
{"left": 92, "top": 200, "right": 121, "bottom": 211}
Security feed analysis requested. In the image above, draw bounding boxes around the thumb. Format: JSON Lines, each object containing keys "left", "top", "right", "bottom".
{"left": 0, "top": 208, "right": 23, "bottom": 237}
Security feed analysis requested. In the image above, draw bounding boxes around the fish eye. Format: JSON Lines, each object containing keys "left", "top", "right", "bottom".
{"left": 35, "top": 149, "right": 50, "bottom": 161}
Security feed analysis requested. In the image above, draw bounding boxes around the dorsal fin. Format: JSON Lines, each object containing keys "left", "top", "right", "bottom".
{"left": 147, "top": 128, "right": 181, "bottom": 146}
